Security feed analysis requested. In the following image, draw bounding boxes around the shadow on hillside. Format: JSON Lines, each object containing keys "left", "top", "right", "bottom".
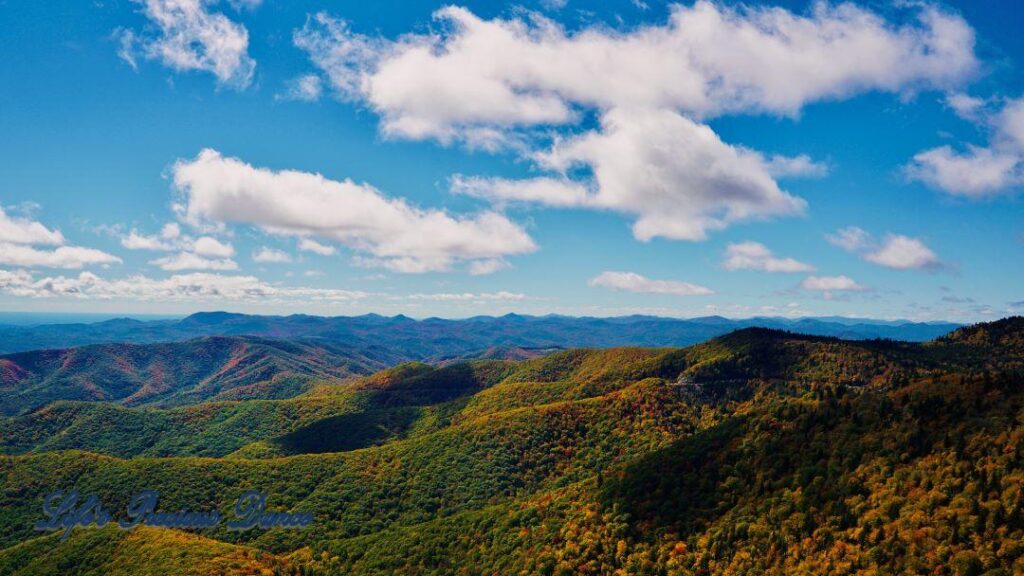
{"left": 273, "top": 407, "right": 422, "bottom": 454}
{"left": 598, "top": 370, "right": 1024, "bottom": 541}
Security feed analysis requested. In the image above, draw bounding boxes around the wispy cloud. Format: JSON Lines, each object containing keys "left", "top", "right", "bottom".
{"left": 252, "top": 247, "right": 292, "bottom": 264}
{"left": 589, "top": 271, "right": 713, "bottom": 296}
{"left": 116, "top": 0, "right": 256, "bottom": 89}
{"left": 0, "top": 269, "right": 367, "bottom": 303}
{"left": 800, "top": 275, "right": 866, "bottom": 300}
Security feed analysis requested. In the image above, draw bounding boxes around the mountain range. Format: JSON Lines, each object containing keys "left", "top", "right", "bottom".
{"left": 0, "top": 336, "right": 393, "bottom": 416}
{"left": 0, "top": 311, "right": 961, "bottom": 356}
{"left": 0, "top": 316, "right": 1021, "bottom": 574}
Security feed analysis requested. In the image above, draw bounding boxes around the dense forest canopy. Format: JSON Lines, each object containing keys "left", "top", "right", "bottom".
{"left": 0, "top": 317, "right": 1021, "bottom": 575}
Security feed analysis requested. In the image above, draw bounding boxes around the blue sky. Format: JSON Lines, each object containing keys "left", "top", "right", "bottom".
{"left": 0, "top": 0, "right": 1021, "bottom": 321}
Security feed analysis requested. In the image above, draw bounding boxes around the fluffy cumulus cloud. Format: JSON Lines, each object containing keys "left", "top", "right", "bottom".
{"left": 117, "top": 0, "right": 256, "bottom": 88}
{"left": 455, "top": 109, "right": 808, "bottom": 240}
{"left": 121, "top": 225, "right": 226, "bottom": 254}
{"left": 120, "top": 224, "right": 237, "bottom": 271}
{"left": 121, "top": 222, "right": 182, "bottom": 250}
{"left": 907, "top": 97, "right": 1024, "bottom": 197}
{"left": 299, "top": 3, "right": 976, "bottom": 140}
{"left": 722, "top": 241, "right": 813, "bottom": 273}
{"left": 296, "top": 2, "right": 976, "bottom": 241}
{"left": 0, "top": 206, "right": 121, "bottom": 269}
{"left": 826, "top": 227, "right": 942, "bottom": 271}
{"left": 863, "top": 235, "right": 942, "bottom": 271}
{"left": 172, "top": 149, "right": 537, "bottom": 273}
{"left": 193, "top": 236, "right": 234, "bottom": 258}
{"left": 589, "top": 271, "right": 713, "bottom": 296}
{"left": 122, "top": 230, "right": 172, "bottom": 251}
{"left": 800, "top": 274, "right": 865, "bottom": 299}
{"left": 0, "top": 269, "right": 367, "bottom": 302}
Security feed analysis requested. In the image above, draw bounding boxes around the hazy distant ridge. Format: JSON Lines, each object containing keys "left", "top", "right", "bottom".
{"left": 0, "top": 311, "right": 960, "bottom": 356}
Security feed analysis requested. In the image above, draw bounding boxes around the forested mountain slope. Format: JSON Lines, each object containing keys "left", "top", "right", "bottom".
{"left": 0, "top": 336, "right": 387, "bottom": 415}
{"left": 0, "top": 317, "right": 1021, "bottom": 575}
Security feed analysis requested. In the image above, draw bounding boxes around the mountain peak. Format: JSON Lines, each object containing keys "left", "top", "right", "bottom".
{"left": 180, "top": 311, "right": 247, "bottom": 325}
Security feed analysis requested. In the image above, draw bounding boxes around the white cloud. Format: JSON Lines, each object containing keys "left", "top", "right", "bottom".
{"left": 467, "top": 258, "right": 510, "bottom": 276}
{"left": 0, "top": 205, "right": 121, "bottom": 269}
{"left": 226, "top": 0, "right": 261, "bottom": 11}
{"left": 801, "top": 275, "right": 864, "bottom": 292}
{"left": 907, "top": 97, "right": 1024, "bottom": 197}
{"left": 292, "top": 15, "right": 385, "bottom": 104}
{"left": 192, "top": 236, "right": 234, "bottom": 257}
{"left": 0, "top": 244, "right": 122, "bottom": 269}
{"left": 462, "top": 109, "right": 807, "bottom": 241}
{"left": 763, "top": 154, "right": 829, "bottom": 178}
{"left": 116, "top": 28, "right": 139, "bottom": 70}
{"left": 864, "top": 234, "right": 942, "bottom": 271}
{"left": 298, "top": 3, "right": 975, "bottom": 242}
{"left": 945, "top": 92, "right": 987, "bottom": 121}
{"left": 1000, "top": 98, "right": 1024, "bottom": 149}
{"left": 542, "top": 108, "right": 807, "bottom": 240}
{"left": 0, "top": 269, "right": 33, "bottom": 289}
{"left": 405, "top": 291, "right": 525, "bottom": 301}
{"left": 298, "top": 3, "right": 975, "bottom": 142}
{"left": 539, "top": 0, "right": 568, "bottom": 11}
{"left": 121, "top": 226, "right": 235, "bottom": 269}
{"left": 317, "top": 4, "right": 975, "bottom": 137}
{"left": 825, "top": 226, "right": 871, "bottom": 252}
{"left": 123, "top": 222, "right": 185, "bottom": 250}
{"left": 450, "top": 175, "right": 589, "bottom": 208}
{"left": 172, "top": 149, "right": 536, "bottom": 273}
{"left": 252, "top": 247, "right": 292, "bottom": 263}
{"left": 0, "top": 206, "right": 65, "bottom": 246}
{"left": 150, "top": 251, "right": 238, "bottom": 271}
{"left": 297, "top": 238, "right": 336, "bottom": 256}
{"left": 589, "top": 271, "right": 713, "bottom": 296}
{"left": 118, "top": 0, "right": 256, "bottom": 89}
{"left": 826, "top": 227, "right": 942, "bottom": 271}
{"left": 122, "top": 229, "right": 175, "bottom": 251}
{"left": 907, "top": 145, "right": 1021, "bottom": 196}
{"left": 279, "top": 74, "right": 323, "bottom": 101}
{"left": 722, "top": 241, "right": 813, "bottom": 273}
{"left": 161, "top": 222, "right": 181, "bottom": 239}
{"left": 0, "top": 269, "right": 367, "bottom": 302}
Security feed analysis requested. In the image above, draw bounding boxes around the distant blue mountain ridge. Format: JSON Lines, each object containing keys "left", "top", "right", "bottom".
{"left": 0, "top": 311, "right": 962, "bottom": 357}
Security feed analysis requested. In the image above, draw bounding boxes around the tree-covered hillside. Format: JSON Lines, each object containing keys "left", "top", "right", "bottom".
{"left": 0, "top": 318, "right": 1021, "bottom": 575}
{"left": 0, "top": 336, "right": 389, "bottom": 416}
